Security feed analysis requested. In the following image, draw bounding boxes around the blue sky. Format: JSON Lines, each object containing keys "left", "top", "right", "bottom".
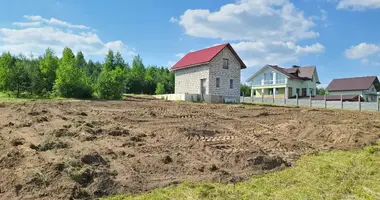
{"left": 1, "top": 0, "right": 380, "bottom": 86}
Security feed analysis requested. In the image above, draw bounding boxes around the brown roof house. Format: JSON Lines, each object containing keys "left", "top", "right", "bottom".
{"left": 246, "top": 65, "right": 320, "bottom": 99}
{"left": 327, "top": 76, "right": 380, "bottom": 102}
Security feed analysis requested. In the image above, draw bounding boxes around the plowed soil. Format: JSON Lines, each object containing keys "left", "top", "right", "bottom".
{"left": 1, "top": 96, "right": 380, "bottom": 199}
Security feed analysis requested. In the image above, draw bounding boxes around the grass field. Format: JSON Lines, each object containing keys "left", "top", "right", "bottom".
{"left": 103, "top": 142, "right": 380, "bottom": 200}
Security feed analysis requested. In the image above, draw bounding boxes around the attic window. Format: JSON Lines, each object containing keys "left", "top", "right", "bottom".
{"left": 223, "top": 58, "right": 229, "bottom": 69}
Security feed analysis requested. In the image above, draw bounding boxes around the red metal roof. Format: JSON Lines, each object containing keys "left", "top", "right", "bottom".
{"left": 171, "top": 43, "right": 246, "bottom": 70}
{"left": 327, "top": 76, "right": 379, "bottom": 91}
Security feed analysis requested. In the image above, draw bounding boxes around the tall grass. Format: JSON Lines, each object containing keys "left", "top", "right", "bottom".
{"left": 104, "top": 142, "right": 380, "bottom": 200}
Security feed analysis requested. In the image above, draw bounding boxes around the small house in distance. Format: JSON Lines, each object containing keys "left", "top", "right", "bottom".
{"left": 170, "top": 43, "right": 246, "bottom": 102}
{"left": 327, "top": 76, "right": 380, "bottom": 102}
{"left": 246, "top": 65, "right": 320, "bottom": 99}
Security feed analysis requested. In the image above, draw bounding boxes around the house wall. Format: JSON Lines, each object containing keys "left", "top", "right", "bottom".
{"left": 329, "top": 85, "right": 378, "bottom": 102}
{"left": 249, "top": 66, "right": 318, "bottom": 98}
{"left": 174, "top": 64, "right": 209, "bottom": 95}
{"left": 208, "top": 47, "right": 241, "bottom": 97}
{"left": 287, "top": 78, "right": 317, "bottom": 97}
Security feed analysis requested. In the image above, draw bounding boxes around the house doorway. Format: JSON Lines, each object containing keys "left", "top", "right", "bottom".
{"left": 302, "top": 88, "right": 307, "bottom": 97}
{"left": 200, "top": 79, "right": 206, "bottom": 100}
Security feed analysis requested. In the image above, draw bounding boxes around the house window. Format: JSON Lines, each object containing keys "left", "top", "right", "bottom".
{"left": 276, "top": 73, "right": 286, "bottom": 84}
{"left": 296, "top": 88, "right": 300, "bottom": 97}
{"left": 223, "top": 58, "right": 229, "bottom": 69}
{"left": 216, "top": 78, "right": 220, "bottom": 88}
{"left": 229, "top": 79, "right": 233, "bottom": 89}
{"left": 264, "top": 72, "right": 274, "bottom": 84}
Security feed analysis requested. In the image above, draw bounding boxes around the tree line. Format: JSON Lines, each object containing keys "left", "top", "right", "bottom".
{"left": 0, "top": 48, "right": 174, "bottom": 99}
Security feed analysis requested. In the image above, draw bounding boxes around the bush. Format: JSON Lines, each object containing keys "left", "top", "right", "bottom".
{"left": 155, "top": 82, "right": 166, "bottom": 94}
{"left": 96, "top": 67, "right": 126, "bottom": 100}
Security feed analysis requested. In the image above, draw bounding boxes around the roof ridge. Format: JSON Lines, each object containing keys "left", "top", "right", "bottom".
{"left": 332, "top": 76, "right": 377, "bottom": 80}
{"left": 189, "top": 43, "right": 229, "bottom": 54}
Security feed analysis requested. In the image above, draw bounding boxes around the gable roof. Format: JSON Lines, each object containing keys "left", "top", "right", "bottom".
{"left": 246, "top": 65, "right": 319, "bottom": 83}
{"left": 171, "top": 43, "right": 246, "bottom": 70}
{"left": 327, "top": 76, "right": 380, "bottom": 91}
{"left": 295, "top": 66, "right": 317, "bottom": 80}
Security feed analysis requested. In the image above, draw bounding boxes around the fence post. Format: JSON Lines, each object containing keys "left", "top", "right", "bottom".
{"left": 377, "top": 95, "right": 379, "bottom": 111}
{"left": 324, "top": 94, "right": 327, "bottom": 109}
{"left": 272, "top": 94, "right": 275, "bottom": 104}
{"left": 284, "top": 96, "right": 286, "bottom": 105}
{"left": 296, "top": 93, "right": 299, "bottom": 106}
{"left": 341, "top": 94, "right": 343, "bottom": 109}
{"left": 261, "top": 93, "right": 264, "bottom": 103}
{"left": 359, "top": 94, "right": 361, "bottom": 111}
{"left": 309, "top": 95, "right": 312, "bottom": 107}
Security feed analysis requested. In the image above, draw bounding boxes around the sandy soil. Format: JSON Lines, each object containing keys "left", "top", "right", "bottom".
{"left": 1, "top": 96, "right": 380, "bottom": 199}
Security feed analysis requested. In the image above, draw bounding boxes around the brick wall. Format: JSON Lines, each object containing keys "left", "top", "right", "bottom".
{"left": 208, "top": 47, "right": 241, "bottom": 97}
{"left": 174, "top": 64, "right": 209, "bottom": 94}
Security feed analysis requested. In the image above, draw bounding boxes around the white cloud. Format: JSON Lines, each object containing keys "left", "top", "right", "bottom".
{"left": 0, "top": 16, "right": 134, "bottom": 58}
{"left": 177, "top": 0, "right": 319, "bottom": 42}
{"left": 23, "top": 15, "right": 90, "bottom": 29}
{"left": 345, "top": 43, "right": 380, "bottom": 59}
{"left": 169, "top": 17, "right": 178, "bottom": 23}
{"left": 12, "top": 21, "right": 41, "bottom": 27}
{"left": 231, "top": 41, "right": 324, "bottom": 67}
{"left": 24, "top": 15, "right": 42, "bottom": 21}
{"left": 175, "top": 53, "right": 185, "bottom": 58}
{"left": 345, "top": 43, "right": 380, "bottom": 66}
{"left": 336, "top": 0, "right": 380, "bottom": 10}
{"left": 171, "top": 0, "right": 324, "bottom": 68}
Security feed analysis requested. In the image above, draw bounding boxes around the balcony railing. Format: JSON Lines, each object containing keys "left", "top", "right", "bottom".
{"left": 252, "top": 79, "right": 286, "bottom": 86}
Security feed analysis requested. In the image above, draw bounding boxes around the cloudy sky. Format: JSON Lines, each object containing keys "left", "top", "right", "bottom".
{"left": 0, "top": 0, "right": 380, "bottom": 85}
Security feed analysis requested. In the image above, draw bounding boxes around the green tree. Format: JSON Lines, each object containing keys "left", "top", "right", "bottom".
{"left": 104, "top": 50, "right": 116, "bottom": 71}
{"left": 26, "top": 56, "right": 44, "bottom": 96}
{"left": 240, "top": 84, "right": 251, "bottom": 96}
{"left": 115, "top": 52, "right": 126, "bottom": 68}
{"left": 0, "top": 52, "right": 16, "bottom": 92}
{"left": 39, "top": 48, "right": 59, "bottom": 92}
{"left": 75, "top": 51, "right": 87, "bottom": 69}
{"left": 54, "top": 47, "right": 92, "bottom": 98}
{"left": 129, "top": 55, "right": 146, "bottom": 94}
{"left": 96, "top": 67, "right": 127, "bottom": 99}
{"left": 0, "top": 53, "right": 30, "bottom": 97}
{"left": 155, "top": 82, "right": 166, "bottom": 94}
{"left": 317, "top": 87, "right": 328, "bottom": 95}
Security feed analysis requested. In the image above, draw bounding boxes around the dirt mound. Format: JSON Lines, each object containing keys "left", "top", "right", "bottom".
{"left": 1, "top": 98, "right": 380, "bottom": 199}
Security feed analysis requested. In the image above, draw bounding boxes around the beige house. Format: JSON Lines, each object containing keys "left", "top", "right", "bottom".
{"left": 171, "top": 43, "right": 246, "bottom": 102}
{"left": 246, "top": 65, "right": 320, "bottom": 99}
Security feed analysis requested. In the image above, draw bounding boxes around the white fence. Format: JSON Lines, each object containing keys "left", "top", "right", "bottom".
{"left": 240, "top": 96, "right": 380, "bottom": 112}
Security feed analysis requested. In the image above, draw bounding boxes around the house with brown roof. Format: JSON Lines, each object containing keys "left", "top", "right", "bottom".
{"left": 171, "top": 43, "right": 246, "bottom": 102}
{"left": 327, "top": 76, "right": 380, "bottom": 102}
{"left": 246, "top": 65, "right": 320, "bottom": 99}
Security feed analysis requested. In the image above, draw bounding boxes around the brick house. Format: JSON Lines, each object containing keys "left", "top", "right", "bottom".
{"left": 171, "top": 43, "right": 246, "bottom": 102}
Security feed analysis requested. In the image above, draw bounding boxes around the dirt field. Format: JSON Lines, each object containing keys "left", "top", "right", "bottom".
{"left": 1, "top": 96, "right": 380, "bottom": 199}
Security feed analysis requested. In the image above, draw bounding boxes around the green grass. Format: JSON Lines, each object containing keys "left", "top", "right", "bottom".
{"left": 103, "top": 142, "right": 380, "bottom": 200}
{"left": 0, "top": 92, "right": 70, "bottom": 103}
